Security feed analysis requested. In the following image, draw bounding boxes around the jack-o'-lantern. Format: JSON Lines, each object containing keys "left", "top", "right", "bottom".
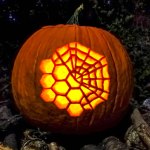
{"left": 11, "top": 24, "right": 133, "bottom": 134}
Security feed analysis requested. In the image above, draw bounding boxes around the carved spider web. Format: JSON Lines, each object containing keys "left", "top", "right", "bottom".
{"left": 39, "top": 42, "right": 110, "bottom": 117}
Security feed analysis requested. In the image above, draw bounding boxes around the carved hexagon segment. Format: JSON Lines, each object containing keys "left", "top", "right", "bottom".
{"left": 101, "top": 57, "right": 107, "bottom": 65}
{"left": 69, "top": 42, "right": 76, "bottom": 48}
{"left": 81, "top": 98, "right": 88, "bottom": 105}
{"left": 40, "top": 74, "right": 55, "bottom": 88}
{"left": 40, "top": 89, "right": 55, "bottom": 102}
{"left": 39, "top": 59, "right": 54, "bottom": 73}
{"left": 88, "top": 94, "right": 97, "bottom": 102}
{"left": 67, "top": 75, "right": 80, "bottom": 88}
{"left": 102, "top": 65, "right": 109, "bottom": 78}
{"left": 90, "top": 98, "right": 104, "bottom": 109}
{"left": 77, "top": 43, "right": 89, "bottom": 53}
{"left": 66, "top": 60, "right": 73, "bottom": 70}
{"left": 52, "top": 81, "right": 69, "bottom": 95}
{"left": 101, "top": 92, "right": 109, "bottom": 100}
{"left": 52, "top": 53, "right": 58, "bottom": 61}
{"left": 85, "top": 56, "right": 97, "bottom": 64}
{"left": 67, "top": 89, "right": 83, "bottom": 103}
{"left": 81, "top": 86, "right": 91, "bottom": 95}
{"left": 103, "top": 80, "right": 110, "bottom": 92}
{"left": 84, "top": 104, "right": 92, "bottom": 110}
{"left": 57, "top": 45, "right": 68, "bottom": 55}
{"left": 53, "top": 65, "right": 69, "bottom": 80}
{"left": 67, "top": 104, "right": 83, "bottom": 117}
{"left": 89, "top": 50, "right": 103, "bottom": 60}
{"left": 54, "top": 96, "right": 69, "bottom": 109}
{"left": 62, "top": 52, "right": 70, "bottom": 62}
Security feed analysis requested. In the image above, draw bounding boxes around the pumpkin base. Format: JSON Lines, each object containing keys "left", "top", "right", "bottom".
{"left": 21, "top": 106, "right": 129, "bottom": 134}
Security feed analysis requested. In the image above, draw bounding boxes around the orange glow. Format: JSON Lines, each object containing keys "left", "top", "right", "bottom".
{"left": 57, "top": 45, "right": 68, "bottom": 55}
{"left": 104, "top": 80, "right": 110, "bottom": 92}
{"left": 77, "top": 43, "right": 89, "bottom": 53}
{"left": 89, "top": 51, "right": 103, "bottom": 60}
{"left": 53, "top": 65, "right": 69, "bottom": 80}
{"left": 101, "top": 58, "right": 107, "bottom": 65}
{"left": 81, "top": 86, "right": 91, "bottom": 95}
{"left": 91, "top": 80, "right": 96, "bottom": 86}
{"left": 85, "top": 56, "right": 96, "bottom": 64}
{"left": 76, "top": 59, "right": 83, "bottom": 66}
{"left": 66, "top": 60, "right": 73, "bottom": 70}
{"left": 69, "top": 42, "right": 76, "bottom": 48}
{"left": 40, "top": 74, "right": 55, "bottom": 88}
{"left": 88, "top": 94, "right": 97, "bottom": 101}
{"left": 67, "top": 104, "right": 83, "bottom": 117}
{"left": 80, "top": 68, "right": 85, "bottom": 74}
{"left": 83, "top": 74, "right": 88, "bottom": 79}
{"left": 67, "top": 75, "right": 80, "bottom": 87}
{"left": 84, "top": 104, "right": 92, "bottom": 110}
{"left": 96, "top": 69, "right": 102, "bottom": 78}
{"left": 90, "top": 98, "right": 103, "bottom": 109}
{"left": 55, "top": 58, "right": 62, "bottom": 65}
{"left": 54, "top": 96, "right": 69, "bottom": 109}
{"left": 77, "top": 51, "right": 86, "bottom": 60}
{"left": 62, "top": 53, "right": 70, "bottom": 62}
{"left": 39, "top": 42, "right": 110, "bottom": 117}
{"left": 83, "top": 79, "right": 89, "bottom": 84}
{"left": 40, "top": 59, "right": 54, "bottom": 73}
{"left": 40, "top": 89, "right": 55, "bottom": 102}
{"left": 103, "top": 66, "right": 109, "bottom": 78}
{"left": 52, "top": 81, "right": 69, "bottom": 95}
{"left": 72, "top": 55, "right": 76, "bottom": 68}
{"left": 67, "top": 89, "right": 83, "bottom": 102}
{"left": 97, "top": 90, "right": 102, "bottom": 95}
{"left": 90, "top": 72, "right": 95, "bottom": 78}
{"left": 52, "top": 53, "right": 58, "bottom": 61}
{"left": 89, "top": 67, "right": 95, "bottom": 72}
{"left": 83, "top": 64, "right": 89, "bottom": 69}
{"left": 76, "top": 73, "right": 82, "bottom": 82}
{"left": 101, "top": 92, "right": 109, "bottom": 100}
{"left": 81, "top": 98, "right": 88, "bottom": 105}
{"left": 71, "top": 49, "right": 76, "bottom": 55}
{"left": 97, "top": 80, "right": 103, "bottom": 89}
{"left": 89, "top": 86, "right": 96, "bottom": 92}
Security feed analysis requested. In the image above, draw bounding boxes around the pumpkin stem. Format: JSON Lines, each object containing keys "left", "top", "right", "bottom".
{"left": 67, "top": 3, "right": 84, "bottom": 25}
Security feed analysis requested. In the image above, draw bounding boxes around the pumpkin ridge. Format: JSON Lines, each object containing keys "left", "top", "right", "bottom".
{"left": 86, "top": 27, "right": 111, "bottom": 125}
{"left": 100, "top": 32, "right": 118, "bottom": 113}
{"left": 26, "top": 30, "right": 49, "bottom": 116}
{"left": 101, "top": 31, "right": 131, "bottom": 113}
{"left": 90, "top": 28, "right": 113, "bottom": 118}
{"left": 85, "top": 27, "right": 98, "bottom": 126}
{"left": 34, "top": 29, "right": 50, "bottom": 95}
{"left": 15, "top": 29, "right": 46, "bottom": 113}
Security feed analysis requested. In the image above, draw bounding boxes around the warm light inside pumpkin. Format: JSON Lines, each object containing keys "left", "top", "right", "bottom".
{"left": 39, "top": 42, "right": 110, "bottom": 117}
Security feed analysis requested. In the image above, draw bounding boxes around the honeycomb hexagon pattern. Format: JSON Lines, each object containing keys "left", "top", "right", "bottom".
{"left": 40, "top": 42, "right": 110, "bottom": 117}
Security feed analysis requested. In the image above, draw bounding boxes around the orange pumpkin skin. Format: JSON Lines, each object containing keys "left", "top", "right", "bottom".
{"left": 11, "top": 24, "right": 133, "bottom": 134}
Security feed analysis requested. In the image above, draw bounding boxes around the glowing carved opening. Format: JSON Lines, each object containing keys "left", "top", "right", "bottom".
{"left": 40, "top": 74, "right": 55, "bottom": 88}
{"left": 54, "top": 96, "right": 69, "bottom": 109}
{"left": 67, "top": 104, "right": 83, "bottom": 117}
{"left": 67, "top": 89, "right": 83, "bottom": 102}
{"left": 40, "top": 89, "right": 55, "bottom": 102}
{"left": 40, "top": 59, "right": 54, "bottom": 73}
{"left": 52, "top": 81, "right": 69, "bottom": 95}
{"left": 53, "top": 65, "right": 69, "bottom": 80}
{"left": 39, "top": 42, "right": 110, "bottom": 117}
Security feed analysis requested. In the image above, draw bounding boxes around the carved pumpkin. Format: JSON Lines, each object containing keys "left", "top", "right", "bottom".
{"left": 11, "top": 24, "right": 133, "bottom": 134}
